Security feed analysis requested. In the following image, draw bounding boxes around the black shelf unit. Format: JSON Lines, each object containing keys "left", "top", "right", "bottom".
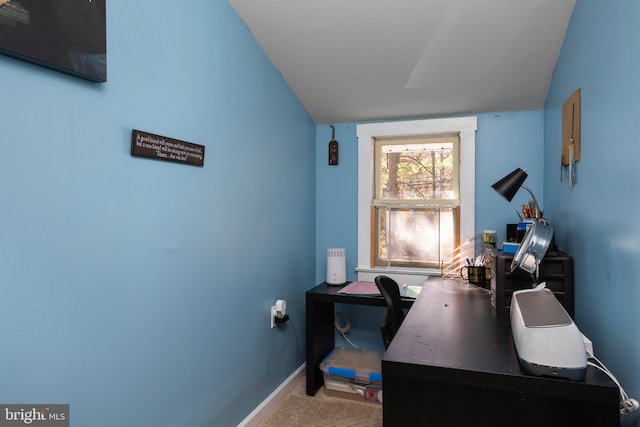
{"left": 490, "top": 250, "right": 574, "bottom": 317}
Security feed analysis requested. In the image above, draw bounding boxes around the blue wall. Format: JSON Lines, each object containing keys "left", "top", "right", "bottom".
{"left": 544, "top": 2, "right": 640, "bottom": 425}
{"left": 0, "top": 2, "right": 315, "bottom": 426}
{"left": 315, "top": 112, "right": 545, "bottom": 350}
{"left": 3, "top": 0, "right": 638, "bottom": 425}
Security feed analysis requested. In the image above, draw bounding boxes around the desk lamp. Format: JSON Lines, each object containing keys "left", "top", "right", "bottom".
{"left": 491, "top": 168, "right": 553, "bottom": 284}
{"left": 491, "top": 168, "right": 542, "bottom": 219}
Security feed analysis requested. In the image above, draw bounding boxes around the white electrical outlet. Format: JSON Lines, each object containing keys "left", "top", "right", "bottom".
{"left": 270, "top": 305, "right": 277, "bottom": 328}
{"left": 270, "top": 299, "right": 287, "bottom": 328}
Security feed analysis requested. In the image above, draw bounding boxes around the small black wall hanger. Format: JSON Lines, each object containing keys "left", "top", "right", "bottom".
{"left": 329, "top": 125, "right": 339, "bottom": 166}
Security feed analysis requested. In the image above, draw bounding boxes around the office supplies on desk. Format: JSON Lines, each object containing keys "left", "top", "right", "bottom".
{"left": 483, "top": 229, "right": 497, "bottom": 246}
{"left": 460, "top": 265, "right": 488, "bottom": 287}
{"left": 503, "top": 241, "right": 520, "bottom": 254}
{"left": 400, "top": 285, "right": 422, "bottom": 298}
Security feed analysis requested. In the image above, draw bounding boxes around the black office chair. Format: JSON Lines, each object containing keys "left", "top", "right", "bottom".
{"left": 375, "top": 275, "right": 406, "bottom": 349}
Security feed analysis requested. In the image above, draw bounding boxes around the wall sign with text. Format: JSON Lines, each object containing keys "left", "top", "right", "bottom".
{"left": 130, "top": 130, "right": 205, "bottom": 167}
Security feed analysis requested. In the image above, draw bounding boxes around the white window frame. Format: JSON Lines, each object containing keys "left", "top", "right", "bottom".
{"left": 356, "top": 117, "right": 477, "bottom": 285}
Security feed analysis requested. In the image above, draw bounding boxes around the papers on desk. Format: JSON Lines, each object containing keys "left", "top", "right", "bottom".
{"left": 401, "top": 285, "right": 423, "bottom": 299}
{"left": 338, "top": 281, "right": 422, "bottom": 299}
{"left": 338, "top": 281, "right": 384, "bottom": 295}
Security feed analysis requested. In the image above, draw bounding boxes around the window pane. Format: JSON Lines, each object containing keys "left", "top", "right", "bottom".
{"left": 375, "top": 207, "right": 456, "bottom": 268}
{"left": 380, "top": 143, "right": 454, "bottom": 201}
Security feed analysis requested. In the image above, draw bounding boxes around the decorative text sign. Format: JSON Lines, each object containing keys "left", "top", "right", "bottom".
{"left": 131, "top": 130, "right": 205, "bottom": 167}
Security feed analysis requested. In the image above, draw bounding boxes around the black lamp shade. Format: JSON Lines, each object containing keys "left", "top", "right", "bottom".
{"left": 492, "top": 168, "right": 528, "bottom": 201}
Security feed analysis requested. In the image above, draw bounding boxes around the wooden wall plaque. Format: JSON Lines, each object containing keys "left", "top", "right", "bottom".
{"left": 562, "top": 89, "right": 581, "bottom": 166}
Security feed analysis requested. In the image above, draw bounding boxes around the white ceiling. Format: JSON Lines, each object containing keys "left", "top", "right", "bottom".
{"left": 229, "top": 0, "right": 576, "bottom": 125}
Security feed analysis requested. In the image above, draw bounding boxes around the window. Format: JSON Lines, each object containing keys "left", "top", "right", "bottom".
{"left": 374, "top": 135, "right": 460, "bottom": 269}
{"left": 356, "top": 117, "right": 477, "bottom": 284}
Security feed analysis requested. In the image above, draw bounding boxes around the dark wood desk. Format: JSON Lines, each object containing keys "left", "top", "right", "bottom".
{"left": 383, "top": 278, "right": 620, "bottom": 426}
{"left": 305, "top": 282, "right": 414, "bottom": 396}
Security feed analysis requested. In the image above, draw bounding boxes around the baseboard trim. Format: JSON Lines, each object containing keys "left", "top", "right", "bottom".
{"left": 237, "top": 363, "right": 306, "bottom": 427}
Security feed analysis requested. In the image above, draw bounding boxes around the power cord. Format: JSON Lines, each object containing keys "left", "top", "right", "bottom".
{"left": 586, "top": 352, "right": 638, "bottom": 415}
{"left": 334, "top": 312, "right": 359, "bottom": 348}
{"left": 287, "top": 316, "right": 305, "bottom": 364}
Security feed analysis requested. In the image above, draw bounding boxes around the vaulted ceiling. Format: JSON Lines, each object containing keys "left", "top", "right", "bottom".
{"left": 230, "top": 0, "right": 576, "bottom": 124}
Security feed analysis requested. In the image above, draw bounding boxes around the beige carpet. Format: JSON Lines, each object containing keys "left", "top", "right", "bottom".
{"left": 256, "top": 375, "right": 382, "bottom": 427}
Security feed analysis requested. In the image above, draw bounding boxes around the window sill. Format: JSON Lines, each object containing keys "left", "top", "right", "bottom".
{"left": 356, "top": 267, "right": 439, "bottom": 286}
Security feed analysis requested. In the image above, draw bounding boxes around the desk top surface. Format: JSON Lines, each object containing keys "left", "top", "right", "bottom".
{"left": 383, "top": 278, "right": 617, "bottom": 392}
{"left": 306, "top": 281, "right": 415, "bottom": 308}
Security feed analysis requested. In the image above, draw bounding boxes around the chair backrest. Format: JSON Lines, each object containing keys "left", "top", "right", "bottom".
{"left": 375, "top": 275, "right": 406, "bottom": 349}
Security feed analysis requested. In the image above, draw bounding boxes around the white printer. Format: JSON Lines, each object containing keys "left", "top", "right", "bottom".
{"left": 510, "top": 284, "right": 587, "bottom": 380}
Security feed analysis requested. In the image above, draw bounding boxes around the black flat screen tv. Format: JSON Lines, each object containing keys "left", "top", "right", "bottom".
{"left": 0, "top": 0, "right": 106, "bottom": 82}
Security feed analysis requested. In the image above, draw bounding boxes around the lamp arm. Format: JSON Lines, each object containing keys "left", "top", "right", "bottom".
{"left": 520, "top": 184, "right": 541, "bottom": 219}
